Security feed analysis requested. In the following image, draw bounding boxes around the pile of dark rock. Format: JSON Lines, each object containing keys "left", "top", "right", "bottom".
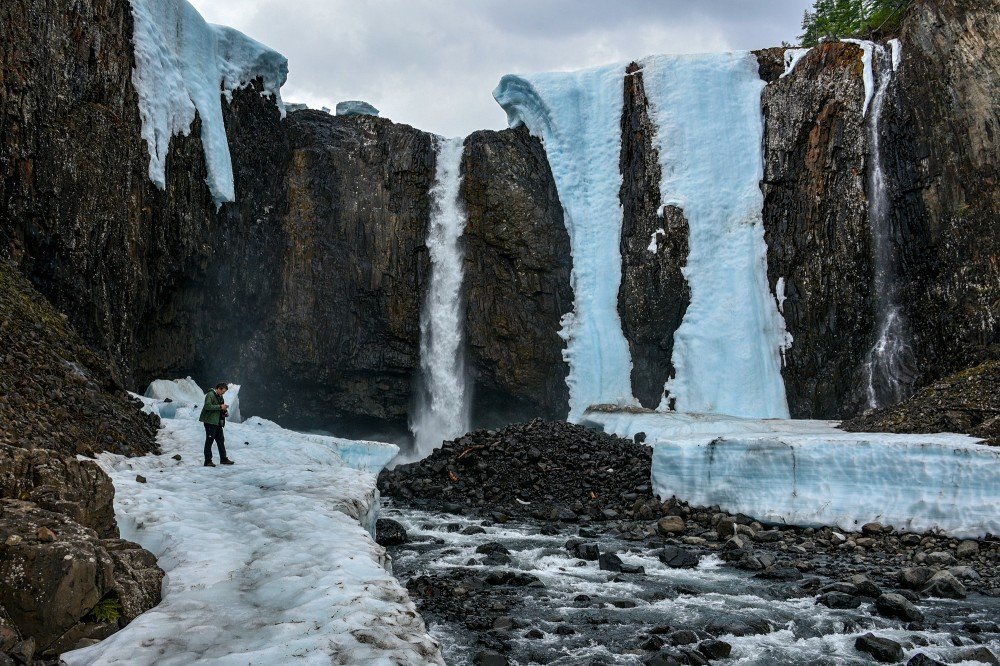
{"left": 842, "top": 360, "right": 1000, "bottom": 445}
{"left": 378, "top": 419, "right": 653, "bottom": 522}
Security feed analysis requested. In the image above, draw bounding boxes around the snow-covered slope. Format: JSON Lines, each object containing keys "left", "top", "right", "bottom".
{"left": 65, "top": 388, "right": 442, "bottom": 665}
{"left": 584, "top": 410, "right": 1000, "bottom": 538}
{"left": 129, "top": 0, "right": 287, "bottom": 203}
{"left": 639, "top": 53, "right": 790, "bottom": 419}
{"left": 494, "top": 63, "right": 637, "bottom": 422}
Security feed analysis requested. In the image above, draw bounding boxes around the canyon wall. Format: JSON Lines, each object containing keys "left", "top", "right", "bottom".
{"left": 2, "top": 0, "right": 996, "bottom": 436}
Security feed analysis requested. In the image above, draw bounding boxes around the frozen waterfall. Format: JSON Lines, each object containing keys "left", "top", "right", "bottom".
{"left": 408, "top": 137, "right": 472, "bottom": 460}
{"left": 493, "top": 64, "right": 638, "bottom": 422}
{"left": 856, "top": 42, "right": 917, "bottom": 408}
{"left": 494, "top": 54, "right": 790, "bottom": 421}
{"left": 642, "top": 53, "right": 790, "bottom": 419}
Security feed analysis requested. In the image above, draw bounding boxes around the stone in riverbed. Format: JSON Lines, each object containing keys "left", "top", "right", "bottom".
{"left": 698, "top": 639, "right": 732, "bottom": 660}
{"left": 900, "top": 566, "right": 935, "bottom": 590}
{"left": 855, "top": 634, "right": 904, "bottom": 663}
{"left": 375, "top": 518, "right": 408, "bottom": 547}
{"left": 906, "top": 653, "right": 947, "bottom": 666}
{"left": 817, "top": 592, "right": 862, "bottom": 609}
{"left": 956, "top": 540, "right": 979, "bottom": 558}
{"left": 599, "top": 552, "right": 624, "bottom": 572}
{"left": 875, "top": 593, "right": 924, "bottom": 622}
{"left": 659, "top": 545, "right": 699, "bottom": 569}
{"left": 473, "top": 650, "right": 509, "bottom": 666}
{"left": 657, "top": 516, "right": 685, "bottom": 535}
{"left": 847, "top": 573, "right": 882, "bottom": 598}
{"left": 921, "top": 570, "right": 967, "bottom": 599}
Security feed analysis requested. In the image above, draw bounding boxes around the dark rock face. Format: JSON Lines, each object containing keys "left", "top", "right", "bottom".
{"left": 235, "top": 112, "right": 434, "bottom": 431}
{"left": 618, "top": 64, "right": 690, "bottom": 409}
{"left": 887, "top": 0, "right": 1000, "bottom": 388}
{"left": 0, "top": 262, "right": 159, "bottom": 458}
{"left": 462, "top": 127, "right": 573, "bottom": 424}
{"left": 841, "top": 360, "right": 1000, "bottom": 444}
{"left": 760, "top": 42, "right": 874, "bottom": 419}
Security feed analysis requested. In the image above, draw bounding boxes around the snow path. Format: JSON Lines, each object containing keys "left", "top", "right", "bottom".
{"left": 65, "top": 411, "right": 443, "bottom": 664}
{"left": 640, "top": 53, "right": 790, "bottom": 419}
{"left": 584, "top": 410, "right": 1000, "bottom": 539}
{"left": 494, "top": 63, "right": 638, "bottom": 422}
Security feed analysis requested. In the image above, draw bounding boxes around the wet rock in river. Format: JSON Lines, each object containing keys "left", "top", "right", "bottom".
{"left": 855, "top": 633, "right": 905, "bottom": 663}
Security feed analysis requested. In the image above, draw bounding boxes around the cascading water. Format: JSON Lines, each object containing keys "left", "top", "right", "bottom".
{"left": 407, "top": 137, "right": 471, "bottom": 460}
{"left": 856, "top": 41, "right": 917, "bottom": 409}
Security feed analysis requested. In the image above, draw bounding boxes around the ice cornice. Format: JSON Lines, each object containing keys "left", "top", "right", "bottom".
{"left": 129, "top": 0, "right": 288, "bottom": 204}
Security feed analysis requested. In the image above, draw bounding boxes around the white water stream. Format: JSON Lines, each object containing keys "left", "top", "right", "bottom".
{"left": 407, "top": 137, "right": 472, "bottom": 461}
{"left": 859, "top": 43, "right": 917, "bottom": 409}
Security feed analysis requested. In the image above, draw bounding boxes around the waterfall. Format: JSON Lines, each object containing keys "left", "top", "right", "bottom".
{"left": 858, "top": 43, "right": 917, "bottom": 409}
{"left": 408, "top": 136, "right": 471, "bottom": 460}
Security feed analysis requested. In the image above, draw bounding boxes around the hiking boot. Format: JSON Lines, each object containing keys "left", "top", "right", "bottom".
{"left": 204, "top": 460, "right": 216, "bottom": 467}
{"left": 220, "top": 459, "right": 235, "bottom": 465}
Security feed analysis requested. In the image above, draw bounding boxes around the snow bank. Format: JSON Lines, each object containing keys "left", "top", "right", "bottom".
{"left": 129, "top": 0, "right": 287, "bottom": 203}
{"left": 781, "top": 47, "right": 812, "bottom": 78}
{"left": 494, "top": 63, "right": 637, "bottom": 421}
{"left": 584, "top": 410, "right": 1000, "bottom": 538}
{"left": 639, "top": 53, "right": 790, "bottom": 418}
{"left": 66, "top": 392, "right": 440, "bottom": 665}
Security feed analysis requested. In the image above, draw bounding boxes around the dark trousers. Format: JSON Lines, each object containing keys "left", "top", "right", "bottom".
{"left": 204, "top": 423, "right": 227, "bottom": 462}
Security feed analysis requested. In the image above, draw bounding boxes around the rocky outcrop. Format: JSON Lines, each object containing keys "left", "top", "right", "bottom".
{"left": 842, "top": 360, "right": 1000, "bottom": 445}
{"left": 0, "top": 262, "right": 162, "bottom": 660}
{"left": 760, "top": 42, "right": 874, "bottom": 418}
{"left": 462, "top": 127, "right": 572, "bottom": 424}
{"left": 0, "top": 501, "right": 163, "bottom": 657}
{"left": 0, "top": 261, "right": 159, "bottom": 458}
{"left": 887, "top": 0, "right": 1000, "bottom": 386}
{"left": 235, "top": 112, "right": 434, "bottom": 433}
{"left": 618, "top": 64, "right": 690, "bottom": 409}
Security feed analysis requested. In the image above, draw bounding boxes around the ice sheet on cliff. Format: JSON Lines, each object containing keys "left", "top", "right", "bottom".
{"left": 128, "top": 0, "right": 287, "bottom": 203}
{"left": 639, "top": 53, "right": 790, "bottom": 419}
{"left": 584, "top": 409, "right": 1000, "bottom": 539}
{"left": 494, "top": 52, "right": 790, "bottom": 421}
{"left": 494, "top": 63, "right": 638, "bottom": 422}
{"left": 65, "top": 389, "right": 442, "bottom": 665}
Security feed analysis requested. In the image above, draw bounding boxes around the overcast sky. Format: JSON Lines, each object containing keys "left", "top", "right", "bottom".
{"left": 193, "top": 0, "right": 813, "bottom": 137}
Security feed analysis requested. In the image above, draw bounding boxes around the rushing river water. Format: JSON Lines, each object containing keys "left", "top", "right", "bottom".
{"left": 383, "top": 503, "right": 1000, "bottom": 665}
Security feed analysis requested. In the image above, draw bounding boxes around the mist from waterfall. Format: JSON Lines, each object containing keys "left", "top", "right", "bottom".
{"left": 862, "top": 43, "right": 917, "bottom": 409}
{"left": 408, "top": 136, "right": 471, "bottom": 461}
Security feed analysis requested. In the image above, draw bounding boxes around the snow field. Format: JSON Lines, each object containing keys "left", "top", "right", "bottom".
{"left": 494, "top": 64, "right": 638, "bottom": 422}
{"left": 585, "top": 410, "right": 1000, "bottom": 539}
{"left": 65, "top": 390, "right": 442, "bottom": 665}
{"left": 129, "top": 0, "right": 287, "bottom": 203}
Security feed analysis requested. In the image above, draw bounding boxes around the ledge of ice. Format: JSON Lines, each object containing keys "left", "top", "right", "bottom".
{"left": 68, "top": 382, "right": 441, "bottom": 665}
{"left": 129, "top": 0, "right": 288, "bottom": 203}
{"left": 584, "top": 409, "right": 1000, "bottom": 539}
{"left": 336, "top": 100, "right": 380, "bottom": 117}
{"left": 781, "top": 47, "right": 812, "bottom": 78}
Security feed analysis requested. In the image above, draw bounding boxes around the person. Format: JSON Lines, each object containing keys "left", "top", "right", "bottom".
{"left": 199, "top": 382, "right": 235, "bottom": 467}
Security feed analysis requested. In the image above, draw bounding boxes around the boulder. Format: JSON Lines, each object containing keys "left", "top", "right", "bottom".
{"left": 875, "top": 593, "right": 924, "bottom": 622}
{"left": 855, "top": 633, "right": 904, "bottom": 663}
{"left": 375, "top": 518, "right": 408, "bottom": 547}
{"left": 657, "top": 516, "right": 686, "bottom": 535}
{"left": 921, "top": 570, "right": 967, "bottom": 599}
{"left": 658, "top": 546, "right": 699, "bottom": 569}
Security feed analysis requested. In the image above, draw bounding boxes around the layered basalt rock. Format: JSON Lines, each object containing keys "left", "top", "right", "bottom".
{"left": 617, "top": 64, "right": 690, "bottom": 409}
{"left": 759, "top": 42, "right": 874, "bottom": 418}
{"left": 462, "top": 127, "right": 573, "bottom": 424}
{"left": 237, "top": 112, "right": 435, "bottom": 432}
{"left": 887, "top": 0, "right": 1000, "bottom": 387}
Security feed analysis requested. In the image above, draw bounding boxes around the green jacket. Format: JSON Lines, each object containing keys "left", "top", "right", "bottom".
{"left": 199, "top": 391, "right": 225, "bottom": 426}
